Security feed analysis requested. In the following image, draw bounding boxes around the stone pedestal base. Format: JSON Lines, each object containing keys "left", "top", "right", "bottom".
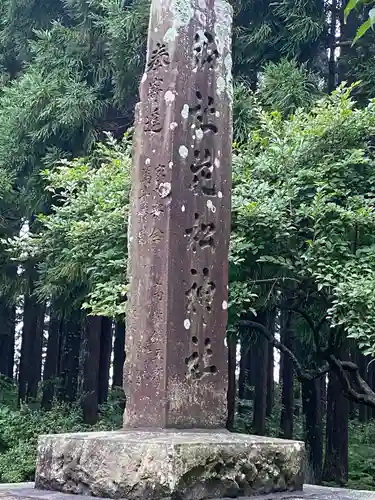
{"left": 35, "top": 430, "right": 304, "bottom": 499}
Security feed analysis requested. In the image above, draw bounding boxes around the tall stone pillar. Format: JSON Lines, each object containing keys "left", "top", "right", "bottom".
{"left": 124, "top": 0, "right": 233, "bottom": 430}
{"left": 34, "top": 1, "right": 305, "bottom": 497}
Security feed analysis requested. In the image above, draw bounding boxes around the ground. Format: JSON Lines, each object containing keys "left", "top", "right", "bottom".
{"left": 1, "top": 485, "right": 375, "bottom": 500}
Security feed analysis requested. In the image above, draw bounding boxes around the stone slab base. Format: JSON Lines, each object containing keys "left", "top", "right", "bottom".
{"left": 3, "top": 485, "right": 375, "bottom": 500}
{"left": 35, "top": 430, "right": 304, "bottom": 499}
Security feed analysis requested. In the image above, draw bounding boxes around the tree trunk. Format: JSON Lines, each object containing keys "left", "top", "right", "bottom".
{"left": 323, "top": 344, "right": 349, "bottom": 485}
{"left": 266, "top": 341, "right": 274, "bottom": 418}
{"left": 41, "top": 307, "right": 62, "bottom": 409}
{"left": 18, "top": 285, "right": 45, "bottom": 403}
{"left": 0, "top": 302, "right": 15, "bottom": 379}
{"left": 26, "top": 302, "right": 45, "bottom": 400}
{"left": 227, "top": 332, "right": 237, "bottom": 431}
{"left": 266, "top": 310, "right": 276, "bottom": 418}
{"left": 81, "top": 316, "right": 102, "bottom": 425}
{"left": 320, "top": 374, "right": 327, "bottom": 419}
{"left": 238, "top": 327, "right": 248, "bottom": 400}
{"left": 98, "top": 318, "right": 112, "bottom": 405}
{"left": 58, "top": 310, "right": 82, "bottom": 403}
{"left": 371, "top": 363, "right": 375, "bottom": 419}
{"left": 358, "top": 353, "right": 368, "bottom": 422}
{"left": 279, "top": 311, "right": 294, "bottom": 439}
{"left": 302, "top": 377, "right": 323, "bottom": 485}
{"left": 338, "top": 0, "right": 359, "bottom": 86}
{"left": 252, "top": 312, "right": 269, "bottom": 435}
{"left": 112, "top": 321, "right": 125, "bottom": 389}
{"left": 349, "top": 342, "right": 357, "bottom": 419}
{"left": 238, "top": 326, "right": 253, "bottom": 419}
{"left": 328, "top": 0, "right": 337, "bottom": 92}
{"left": 294, "top": 385, "right": 301, "bottom": 417}
{"left": 239, "top": 327, "right": 254, "bottom": 400}
{"left": 18, "top": 294, "right": 34, "bottom": 403}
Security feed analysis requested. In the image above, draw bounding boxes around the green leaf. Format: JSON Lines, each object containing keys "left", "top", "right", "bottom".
{"left": 353, "top": 17, "right": 372, "bottom": 44}
{"left": 345, "top": 0, "right": 361, "bottom": 21}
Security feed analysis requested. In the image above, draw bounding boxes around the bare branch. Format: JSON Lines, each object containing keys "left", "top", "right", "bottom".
{"left": 238, "top": 320, "right": 330, "bottom": 382}
{"left": 327, "top": 355, "right": 375, "bottom": 408}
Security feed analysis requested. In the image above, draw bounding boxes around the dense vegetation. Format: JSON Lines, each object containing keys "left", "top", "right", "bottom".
{"left": 2, "top": 0, "right": 375, "bottom": 490}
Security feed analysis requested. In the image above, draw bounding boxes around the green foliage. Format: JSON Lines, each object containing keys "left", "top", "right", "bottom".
{"left": 348, "top": 421, "right": 375, "bottom": 490}
{"left": 0, "top": 0, "right": 148, "bottom": 310}
{"left": 0, "top": 377, "right": 17, "bottom": 408}
{"left": 0, "top": 392, "right": 123, "bottom": 483}
{"left": 233, "top": 82, "right": 261, "bottom": 145}
{"left": 7, "top": 133, "right": 131, "bottom": 317}
{"left": 0, "top": 403, "right": 84, "bottom": 482}
{"left": 232, "top": 0, "right": 327, "bottom": 82}
{"left": 233, "top": 59, "right": 322, "bottom": 145}
{"left": 14, "top": 82, "right": 375, "bottom": 354}
{"left": 230, "top": 84, "right": 375, "bottom": 355}
{"left": 258, "top": 59, "right": 322, "bottom": 116}
{"left": 345, "top": 0, "right": 375, "bottom": 43}
{"left": 0, "top": 0, "right": 147, "bottom": 222}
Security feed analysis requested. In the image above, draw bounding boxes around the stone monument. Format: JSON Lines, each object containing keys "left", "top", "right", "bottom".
{"left": 34, "top": 0, "right": 305, "bottom": 498}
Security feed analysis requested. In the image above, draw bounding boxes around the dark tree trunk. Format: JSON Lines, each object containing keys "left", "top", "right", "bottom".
{"left": 349, "top": 342, "right": 357, "bottom": 419}
{"left": 0, "top": 302, "right": 16, "bottom": 379}
{"left": 328, "top": 0, "right": 337, "bottom": 92}
{"left": 18, "top": 282, "right": 45, "bottom": 404}
{"left": 81, "top": 316, "right": 102, "bottom": 425}
{"left": 112, "top": 321, "right": 126, "bottom": 389}
{"left": 7, "top": 305, "right": 15, "bottom": 380}
{"left": 279, "top": 311, "right": 294, "bottom": 439}
{"left": 338, "top": 0, "right": 359, "bottom": 86}
{"left": 294, "top": 385, "right": 302, "bottom": 417}
{"left": 26, "top": 302, "right": 46, "bottom": 400}
{"left": 323, "top": 344, "right": 349, "bottom": 485}
{"left": 58, "top": 310, "right": 82, "bottom": 403}
{"left": 238, "top": 326, "right": 254, "bottom": 419}
{"left": 294, "top": 385, "right": 301, "bottom": 417}
{"left": 266, "top": 341, "right": 274, "bottom": 418}
{"left": 302, "top": 378, "right": 323, "bottom": 485}
{"left": 320, "top": 374, "right": 327, "bottom": 417}
{"left": 98, "top": 318, "right": 112, "bottom": 405}
{"left": 227, "top": 332, "right": 237, "bottom": 431}
{"left": 266, "top": 310, "right": 276, "bottom": 418}
{"left": 238, "top": 327, "right": 248, "bottom": 400}
{"left": 358, "top": 353, "right": 368, "bottom": 422}
{"left": 371, "top": 363, "right": 375, "bottom": 419}
{"left": 19, "top": 294, "right": 34, "bottom": 403}
{"left": 41, "top": 308, "right": 62, "bottom": 409}
{"left": 252, "top": 312, "right": 269, "bottom": 435}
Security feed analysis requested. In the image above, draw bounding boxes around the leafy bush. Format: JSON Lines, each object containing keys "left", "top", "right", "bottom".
{"left": 231, "top": 83, "right": 375, "bottom": 356}
{"left": 0, "top": 390, "right": 123, "bottom": 483}
{"left": 348, "top": 421, "right": 375, "bottom": 490}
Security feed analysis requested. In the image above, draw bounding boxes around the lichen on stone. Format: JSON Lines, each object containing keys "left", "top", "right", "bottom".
{"left": 214, "top": 0, "right": 233, "bottom": 102}
{"left": 214, "top": 0, "right": 232, "bottom": 56}
{"left": 216, "top": 75, "right": 225, "bottom": 96}
{"left": 179, "top": 145, "right": 189, "bottom": 159}
{"left": 195, "top": 9, "right": 206, "bottom": 27}
{"left": 163, "top": 27, "right": 178, "bottom": 43}
{"left": 224, "top": 52, "right": 233, "bottom": 102}
{"left": 181, "top": 104, "right": 189, "bottom": 119}
{"left": 164, "top": 90, "right": 176, "bottom": 103}
{"left": 171, "top": 0, "right": 194, "bottom": 28}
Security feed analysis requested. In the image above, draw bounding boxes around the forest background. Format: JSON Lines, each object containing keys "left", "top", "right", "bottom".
{"left": 1, "top": 0, "right": 375, "bottom": 490}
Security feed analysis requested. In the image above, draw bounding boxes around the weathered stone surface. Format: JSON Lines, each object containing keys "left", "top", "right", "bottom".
{"left": 124, "top": 0, "right": 233, "bottom": 429}
{"left": 35, "top": 430, "right": 304, "bottom": 499}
